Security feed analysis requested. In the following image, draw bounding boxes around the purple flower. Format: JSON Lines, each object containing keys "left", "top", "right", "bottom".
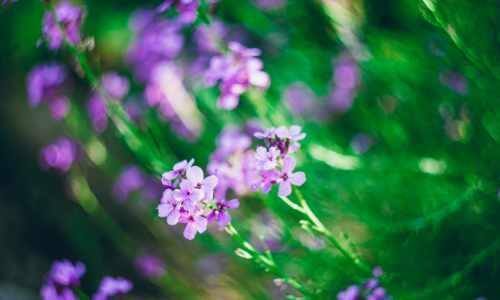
{"left": 87, "top": 73, "right": 129, "bottom": 133}
{"left": 337, "top": 285, "right": 360, "bottom": 300}
{"left": 337, "top": 268, "right": 390, "bottom": 300}
{"left": 329, "top": 53, "right": 360, "bottom": 113}
{"left": 255, "top": 125, "right": 306, "bottom": 155}
{"left": 158, "top": 189, "right": 183, "bottom": 225}
{"left": 181, "top": 211, "right": 208, "bottom": 240}
{"left": 205, "top": 41, "right": 270, "bottom": 110}
{"left": 174, "top": 178, "right": 205, "bottom": 209}
{"left": 41, "top": 260, "right": 85, "bottom": 300}
{"left": 92, "top": 277, "right": 132, "bottom": 300}
{"left": 134, "top": 254, "right": 166, "bottom": 279}
{"left": 27, "top": 63, "right": 70, "bottom": 120}
{"left": 158, "top": 0, "right": 199, "bottom": 23}
{"left": 277, "top": 156, "right": 306, "bottom": 197}
{"left": 194, "top": 20, "right": 228, "bottom": 54}
{"left": 42, "top": 1, "right": 84, "bottom": 50}
{"left": 284, "top": 83, "right": 324, "bottom": 119}
{"left": 207, "top": 197, "right": 239, "bottom": 228}
{"left": 112, "top": 166, "right": 145, "bottom": 201}
{"left": 162, "top": 159, "right": 194, "bottom": 187}
{"left": 127, "top": 11, "right": 184, "bottom": 82}
{"left": 254, "top": 146, "right": 280, "bottom": 170}
{"left": 41, "top": 138, "right": 79, "bottom": 172}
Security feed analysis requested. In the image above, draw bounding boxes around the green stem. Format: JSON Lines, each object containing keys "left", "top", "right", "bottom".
{"left": 281, "top": 189, "right": 370, "bottom": 275}
{"left": 225, "top": 223, "right": 313, "bottom": 296}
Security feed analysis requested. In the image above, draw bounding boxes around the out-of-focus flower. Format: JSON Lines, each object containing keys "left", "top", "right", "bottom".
{"left": 205, "top": 41, "right": 270, "bottom": 110}
{"left": 145, "top": 63, "right": 203, "bottom": 140}
{"left": 134, "top": 254, "right": 166, "bottom": 279}
{"left": 284, "top": 83, "right": 324, "bottom": 119}
{"left": 208, "top": 126, "right": 257, "bottom": 197}
{"left": 87, "top": 73, "right": 129, "bottom": 133}
{"left": 329, "top": 53, "right": 360, "bottom": 113}
{"left": 41, "top": 260, "right": 85, "bottom": 300}
{"left": 41, "top": 138, "right": 79, "bottom": 172}
{"left": 92, "top": 277, "right": 132, "bottom": 300}
{"left": 253, "top": 0, "right": 286, "bottom": 10}
{"left": 158, "top": 0, "right": 199, "bottom": 23}
{"left": 127, "top": 10, "right": 184, "bottom": 82}
{"left": 27, "top": 63, "right": 70, "bottom": 120}
{"left": 337, "top": 267, "right": 390, "bottom": 300}
{"left": 194, "top": 20, "right": 228, "bottom": 54}
{"left": 42, "top": 1, "right": 85, "bottom": 50}
{"left": 440, "top": 71, "right": 468, "bottom": 95}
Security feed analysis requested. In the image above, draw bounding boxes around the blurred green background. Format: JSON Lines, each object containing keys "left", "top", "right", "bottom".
{"left": 1, "top": 0, "right": 500, "bottom": 299}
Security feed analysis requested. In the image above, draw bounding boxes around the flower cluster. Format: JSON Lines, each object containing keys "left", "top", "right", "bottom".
{"left": 158, "top": 160, "right": 240, "bottom": 239}
{"left": 337, "top": 268, "right": 390, "bottom": 300}
{"left": 127, "top": 10, "right": 184, "bottom": 82}
{"left": 93, "top": 277, "right": 133, "bottom": 300}
{"left": 329, "top": 53, "right": 359, "bottom": 113}
{"left": 41, "top": 260, "right": 85, "bottom": 300}
{"left": 41, "top": 260, "right": 132, "bottom": 300}
{"left": 87, "top": 72, "right": 130, "bottom": 133}
{"left": 27, "top": 63, "right": 70, "bottom": 120}
{"left": 252, "top": 125, "right": 306, "bottom": 197}
{"left": 208, "top": 126, "right": 256, "bottom": 197}
{"left": 41, "top": 137, "right": 79, "bottom": 172}
{"left": 205, "top": 41, "right": 270, "bottom": 110}
{"left": 42, "top": 1, "right": 85, "bottom": 50}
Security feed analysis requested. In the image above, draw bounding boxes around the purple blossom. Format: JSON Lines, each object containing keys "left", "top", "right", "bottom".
{"left": 337, "top": 268, "right": 390, "bottom": 300}
{"left": 207, "top": 196, "right": 239, "bottom": 228}
{"left": 277, "top": 156, "right": 306, "bottom": 197}
{"left": 208, "top": 126, "right": 257, "bottom": 196}
{"left": 41, "top": 260, "right": 85, "bottom": 300}
{"left": 112, "top": 166, "right": 145, "bottom": 201}
{"left": 27, "top": 63, "right": 70, "bottom": 120}
{"left": 41, "top": 138, "right": 79, "bottom": 172}
{"left": 284, "top": 83, "right": 325, "bottom": 119}
{"left": 181, "top": 211, "right": 208, "bottom": 240}
{"left": 134, "top": 254, "right": 166, "bottom": 279}
{"left": 158, "top": 0, "right": 199, "bottom": 24}
{"left": 251, "top": 125, "right": 307, "bottom": 196}
{"left": 42, "top": 1, "right": 84, "bottom": 50}
{"left": 254, "top": 146, "right": 280, "bottom": 170}
{"left": 158, "top": 160, "right": 238, "bottom": 240}
{"left": 92, "top": 277, "right": 132, "bottom": 300}
{"left": 194, "top": 20, "right": 228, "bottom": 54}
{"left": 205, "top": 41, "right": 270, "bottom": 110}
{"left": 127, "top": 10, "right": 184, "bottom": 82}
{"left": 329, "top": 53, "right": 360, "bottom": 113}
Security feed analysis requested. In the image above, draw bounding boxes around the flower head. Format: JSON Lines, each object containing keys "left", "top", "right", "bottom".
{"left": 42, "top": 1, "right": 84, "bottom": 50}
{"left": 158, "top": 0, "right": 199, "bottom": 23}
{"left": 158, "top": 160, "right": 238, "bottom": 240}
{"left": 27, "top": 63, "right": 70, "bottom": 120}
{"left": 135, "top": 254, "right": 166, "bottom": 279}
{"left": 93, "top": 277, "right": 132, "bottom": 300}
{"left": 41, "top": 260, "right": 85, "bottom": 300}
{"left": 41, "top": 138, "right": 79, "bottom": 172}
{"left": 337, "top": 267, "right": 390, "bottom": 300}
{"left": 205, "top": 41, "right": 270, "bottom": 110}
